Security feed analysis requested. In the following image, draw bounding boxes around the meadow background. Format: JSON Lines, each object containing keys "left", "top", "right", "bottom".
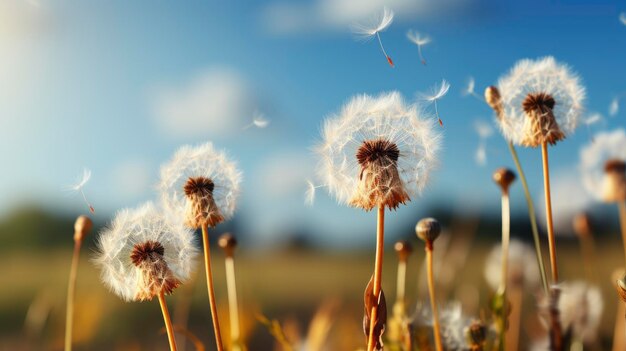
{"left": 1, "top": 0, "right": 626, "bottom": 350}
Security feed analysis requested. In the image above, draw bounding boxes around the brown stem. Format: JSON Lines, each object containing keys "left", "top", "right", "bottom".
{"left": 64, "top": 240, "right": 82, "bottom": 351}
{"left": 201, "top": 224, "right": 224, "bottom": 351}
{"left": 579, "top": 234, "right": 597, "bottom": 283}
{"left": 541, "top": 142, "right": 559, "bottom": 283}
{"left": 158, "top": 292, "right": 178, "bottom": 351}
{"left": 506, "top": 284, "right": 523, "bottom": 351}
{"left": 426, "top": 242, "right": 443, "bottom": 351}
{"left": 549, "top": 288, "right": 563, "bottom": 351}
{"left": 366, "top": 206, "right": 385, "bottom": 351}
{"left": 619, "top": 202, "right": 626, "bottom": 268}
{"left": 613, "top": 302, "right": 626, "bottom": 351}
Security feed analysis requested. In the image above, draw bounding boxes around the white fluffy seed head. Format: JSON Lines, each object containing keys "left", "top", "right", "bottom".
{"left": 496, "top": 57, "right": 585, "bottom": 146}
{"left": 580, "top": 129, "right": 626, "bottom": 202}
{"left": 316, "top": 91, "right": 441, "bottom": 210}
{"left": 159, "top": 142, "right": 242, "bottom": 227}
{"left": 558, "top": 281, "right": 604, "bottom": 344}
{"left": 94, "top": 202, "right": 198, "bottom": 302}
{"left": 484, "top": 239, "right": 540, "bottom": 291}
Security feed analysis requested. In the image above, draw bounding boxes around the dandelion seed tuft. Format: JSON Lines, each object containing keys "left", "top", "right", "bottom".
{"left": 406, "top": 30, "right": 431, "bottom": 65}
{"left": 580, "top": 129, "right": 626, "bottom": 202}
{"left": 421, "top": 80, "right": 450, "bottom": 126}
{"left": 352, "top": 7, "right": 395, "bottom": 67}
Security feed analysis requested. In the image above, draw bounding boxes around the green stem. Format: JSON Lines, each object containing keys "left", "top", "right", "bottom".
{"left": 507, "top": 142, "right": 549, "bottom": 293}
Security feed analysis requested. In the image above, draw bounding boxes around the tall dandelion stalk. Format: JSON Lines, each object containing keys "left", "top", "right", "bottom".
{"left": 218, "top": 233, "right": 244, "bottom": 350}
{"left": 64, "top": 215, "right": 92, "bottom": 351}
{"left": 416, "top": 218, "right": 443, "bottom": 351}
{"left": 492, "top": 168, "right": 516, "bottom": 351}
{"left": 94, "top": 203, "right": 198, "bottom": 351}
{"left": 573, "top": 213, "right": 597, "bottom": 281}
{"left": 488, "top": 57, "right": 585, "bottom": 351}
{"left": 160, "top": 142, "right": 242, "bottom": 351}
{"left": 315, "top": 92, "right": 440, "bottom": 351}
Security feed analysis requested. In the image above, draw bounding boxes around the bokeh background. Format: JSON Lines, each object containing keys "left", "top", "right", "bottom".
{"left": 1, "top": 0, "right": 625, "bottom": 350}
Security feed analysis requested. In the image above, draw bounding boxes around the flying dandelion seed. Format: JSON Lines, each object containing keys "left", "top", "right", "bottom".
{"left": 305, "top": 180, "right": 318, "bottom": 206}
{"left": 610, "top": 97, "right": 620, "bottom": 117}
{"left": 462, "top": 77, "right": 483, "bottom": 100}
{"left": 421, "top": 79, "right": 450, "bottom": 127}
{"left": 406, "top": 30, "right": 431, "bottom": 65}
{"left": 352, "top": 7, "right": 395, "bottom": 67}
{"left": 244, "top": 110, "right": 270, "bottom": 129}
{"left": 620, "top": 12, "right": 626, "bottom": 25}
{"left": 473, "top": 120, "right": 493, "bottom": 166}
{"left": 68, "top": 168, "right": 95, "bottom": 214}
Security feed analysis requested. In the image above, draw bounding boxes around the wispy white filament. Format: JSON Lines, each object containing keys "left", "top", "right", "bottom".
{"left": 67, "top": 168, "right": 95, "bottom": 214}
{"left": 406, "top": 30, "right": 431, "bottom": 65}
{"left": 244, "top": 110, "right": 270, "bottom": 129}
{"left": 352, "top": 7, "right": 395, "bottom": 66}
{"left": 421, "top": 80, "right": 450, "bottom": 126}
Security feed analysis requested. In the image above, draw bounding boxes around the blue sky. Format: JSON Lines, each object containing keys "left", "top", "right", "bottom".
{"left": 1, "top": 0, "right": 625, "bottom": 247}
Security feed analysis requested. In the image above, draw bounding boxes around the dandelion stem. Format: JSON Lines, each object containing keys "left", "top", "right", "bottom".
{"left": 426, "top": 241, "right": 443, "bottom": 351}
{"left": 225, "top": 256, "right": 241, "bottom": 343}
{"left": 201, "top": 224, "right": 224, "bottom": 351}
{"left": 396, "top": 260, "right": 406, "bottom": 303}
{"left": 541, "top": 141, "right": 559, "bottom": 283}
{"left": 612, "top": 301, "right": 626, "bottom": 351}
{"left": 579, "top": 233, "right": 597, "bottom": 282}
{"left": 366, "top": 206, "right": 385, "bottom": 351}
{"left": 618, "top": 201, "right": 626, "bottom": 268}
{"left": 497, "top": 193, "right": 510, "bottom": 351}
{"left": 507, "top": 142, "right": 549, "bottom": 293}
{"left": 64, "top": 239, "right": 82, "bottom": 351}
{"left": 506, "top": 284, "right": 523, "bottom": 351}
{"left": 158, "top": 292, "right": 178, "bottom": 351}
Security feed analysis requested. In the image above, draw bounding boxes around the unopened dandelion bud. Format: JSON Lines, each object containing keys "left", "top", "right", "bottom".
{"left": 602, "top": 159, "right": 626, "bottom": 202}
{"left": 493, "top": 168, "right": 516, "bottom": 194}
{"left": 218, "top": 233, "right": 238, "bottom": 257}
{"left": 573, "top": 212, "right": 593, "bottom": 238}
{"left": 485, "top": 86, "right": 503, "bottom": 119}
{"left": 394, "top": 240, "right": 412, "bottom": 261}
{"left": 617, "top": 275, "right": 626, "bottom": 302}
{"left": 415, "top": 218, "right": 441, "bottom": 245}
{"left": 465, "top": 319, "right": 487, "bottom": 348}
{"left": 73, "top": 215, "right": 93, "bottom": 242}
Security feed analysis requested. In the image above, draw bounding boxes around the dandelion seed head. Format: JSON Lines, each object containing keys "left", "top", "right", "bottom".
{"left": 159, "top": 142, "right": 242, "bottom": 228}
{"left": 406, "top": 30, "right": 431, "bottom": 46}
{"left": 580, "top": 129, "right": 626, "bottom": 202}
{"left": 496, "top": 57, "right": 585, "bottom": 146}
{"left": 316, "top": 92, "right": 441, "bottom": 210}
{"left": 484, "top": 239, "right": 540, "bottom": 290}
{"left": 351, "top": 7, "right": 394, "bottom": 38}
{"left": 94, "top": 202, "right": 197, "bottom": 302}
{"left": 558, "top": 281, "right": 604, "bottom": 343}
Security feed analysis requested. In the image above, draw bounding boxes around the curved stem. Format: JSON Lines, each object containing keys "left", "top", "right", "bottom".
{"left": 225, "top": 256, "right": 241, "bottom": 343}
{"left": 158, "top": 292, "right": 178, "bottom": 351}
{"left": 541, "top": 142, "right": 559, "bottom": 283}
{"left": 64, "top": 240, "right": 82, "bottom": 351}
{"left": 508, "top": 142, "right": 549, "bottom": 293}
{"left": 367, "top": 206, "right": 385, "bottom": 351}
{"left": 426, "top": 243, "right": 443, "bottom": 351}
{"left": 201, "top": 224, "right": 224, "bottom": 351}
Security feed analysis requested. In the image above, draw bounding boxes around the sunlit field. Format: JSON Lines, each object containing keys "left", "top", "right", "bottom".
{"left": 2, "top": 1, "right": 626, "bottom": 351}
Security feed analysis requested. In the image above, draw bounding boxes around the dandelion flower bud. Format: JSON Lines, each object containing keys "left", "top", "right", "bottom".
{"left": 73, "top": 215, "right": 93, "bottom": 242}
{"left": 394, "top": 240, "right": 412, "bottom": 261}
{"left": 617, "top": 275, "right": 626, "bottom": 302}
{"left": 218, "top": 233, "right": 238, "bottom": 257}
{"left": 415, "top": 218, "right": 441, "bottom": 243}
{"left": 484, "top": 86, "right": 503, "bottom": 119}
{"left": 465, "top": 319, "right": 486, "bottom": 348}
{"left": 572, "top": 212, "right": 593, "bottom": 238}
{"left": 602, "top": 159, "right": 626, "bottom": 203}
{"left": 492, "top": 168, "right": 516, "bottom": 194}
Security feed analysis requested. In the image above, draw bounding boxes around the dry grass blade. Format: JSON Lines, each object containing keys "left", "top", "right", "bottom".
{"left": 363, "top": 275, "right": 387, "bottom": 351}
{"left": 160, "top": 326, "right": 206, "bottom": 351}
{"left": 256, "top": 314, "right": 294, "bottom": 351}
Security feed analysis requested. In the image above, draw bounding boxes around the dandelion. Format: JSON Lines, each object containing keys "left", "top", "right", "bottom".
{"left": 580, "top": 129, "right": 626, "bottom": 266}
{"left": 218, "top": 233, "right": 244, "bottom": 350}
{"left": 160, "top": 142, "right": 242, "bottom": 351}
{"left": 315, "top": 91, "right": 440, "bottom": 351}
{"left": 416, "top": 218, "right": 444, "bottom": 351}
{"left": 406, "top": 30, "right": 431, "bottom": 65}
{"left": 95, "top": 202, "right": 197, "bottom": 351}
{"left": 558, "top": 282, "right": 604, "bottom": 346}
{"left": 244, "top": 110, "right": 270, "bottom": 129}
{"left": 474, "top": 120, "right": 493, "bottom": 166}
{"left": 352, "top": 7, "right": 395, "bottom": 67}
{"left": 421, "top": 79, "right": 450, "bottom": 126}
{"left": 68, "top": 168, "right": 95, "bottom": 214}
{"left": 65, "top": 215, "right": 93, "bottom": 351}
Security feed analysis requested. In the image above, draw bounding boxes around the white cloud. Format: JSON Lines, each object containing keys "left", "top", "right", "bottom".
{"left": 151, "top": 68, "right": 259, "bottom": 138}
{"left": 261, "top": 0, "right": 476, "bottom": 34}
{"left": 256, "top": 152, "right": 313, "bottom": 198}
